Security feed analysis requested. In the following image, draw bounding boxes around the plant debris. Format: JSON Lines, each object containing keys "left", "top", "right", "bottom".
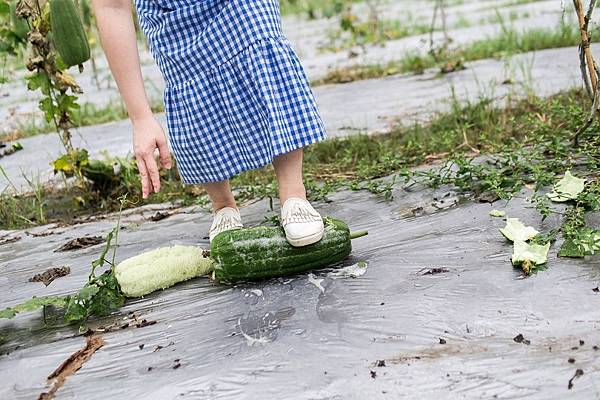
{"left": 38, "top": 336, "right": 105, "bottom": 400}
{"left": 54, "top": 236, "right": 104, "bottom": 252}
{"left": 512, "top": 240, "right": 550, "bottom": 275}
{"left": 500, "top": 218, "right": 539, "bottom": 242}
{"left": 29, "top": 267, "right": 71, "bottom": 286}
{"left": 0, "top": 235, "right": 22, "bottom": 245}
{"left": 498, "top": 217, "right": 549, "bottom": 275}
{"left": 328, "top": 261, "right": 368, "bottom": 278}
{"left": 0, "top": 141, "right": 23, "bottom": 159}
{"left": 476, "top": 191, "right": 500, "bottom": 203}
{"left": 513, "top": 334, "right": 531, "bottom": 345}
{"left": 547, "top": 171, "right": 586, "bottom": 202}
{"left": 1, "top": 296, "right": 67, "bottom": 319}
{"left": 149, "top": 211, "right": 170, "bottom": 222}
{"left": 567, "top": 368, "right": 584, "bottom": 390}
{"left": 419, "top": 267, "right": 450, "bottom": 275}
{"left": 489, "top": 209, "right": 506, "bottom": 217}
{"left": 307, "top": 273, "right": 325, "bottom": 293}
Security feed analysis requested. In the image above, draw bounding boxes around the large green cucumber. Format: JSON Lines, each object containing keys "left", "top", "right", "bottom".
{"left": 211, "top": 217, "right": 367, "bottom": 283}
{"left": 50, "top": 0, "right": 90, "bottom": 67}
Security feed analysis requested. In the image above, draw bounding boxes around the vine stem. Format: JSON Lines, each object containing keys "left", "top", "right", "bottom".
{"left": 350, "top": 231, "right": 369, "bottom": 240}
{"left": 572, "top": 0, "right": 600, "bottom": 143}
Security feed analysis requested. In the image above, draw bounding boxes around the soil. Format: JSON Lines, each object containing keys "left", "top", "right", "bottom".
{"left": 54, "top": 236, "right": 104, "bottom": 252}
{"left": 29, "top": 266, "right": 71, "bottom": 286}
{"left": 513, "top": 334, "right": 531, "bottom": 345}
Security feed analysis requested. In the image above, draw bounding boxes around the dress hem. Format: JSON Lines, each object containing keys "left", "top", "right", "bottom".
{"left": 179, "top": 131, "right": 327, "bottom": 185}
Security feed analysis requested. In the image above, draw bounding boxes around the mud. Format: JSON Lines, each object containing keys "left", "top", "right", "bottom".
{"left": 54, "top": 236, "right": 104, "bottom": 252}
{"left": 1, "top": 181, "right": 599, "bottom": 399}
{"left": 29, "top": 266, "right": 71, "bottom": 287}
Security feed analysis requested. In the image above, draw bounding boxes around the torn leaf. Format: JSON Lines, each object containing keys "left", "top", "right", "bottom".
{"left": 307, "top": 273, "right": 325, "bottom": 293}
{"left": 500, "top": 218, "right": 539, "bottom": 242}
{"left": 547, "top": 170, "right": 586, "bottom": 202}
{"left": 512, "top": 240, "right": 550, "bottom": 274}
{"left": 489, "top": 209, "right": 506, "bottom": 217}
{"left": 328, "top": 262, "right": 368, "bottom": 278}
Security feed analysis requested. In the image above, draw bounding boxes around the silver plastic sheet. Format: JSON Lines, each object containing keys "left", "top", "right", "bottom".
{"left": 1, "top": 184, "right": 599, "bottom": 399}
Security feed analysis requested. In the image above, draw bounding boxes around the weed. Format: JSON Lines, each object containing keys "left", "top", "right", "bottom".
{"left": 316, "top": 22, "right": 597, "bottom": 84}
{"left": 2, "top": 89, "right": 596, "bottom": 231}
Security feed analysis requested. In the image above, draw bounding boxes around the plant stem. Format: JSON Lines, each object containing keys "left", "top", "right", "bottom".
{"left": 350, "top": 230, "right": 369, "bottom": 239}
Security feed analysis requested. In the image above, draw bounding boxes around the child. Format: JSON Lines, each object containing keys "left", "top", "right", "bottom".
{"left": 92, "top": 0, "right": 328, "bottom": 246}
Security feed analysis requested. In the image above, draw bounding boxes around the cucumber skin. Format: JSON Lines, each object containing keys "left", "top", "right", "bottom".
{"left": 50, "top": 0, "right": 90, "bottom": 67}
{"left": 211, "top": 217, "right": 352, "bottom": 283}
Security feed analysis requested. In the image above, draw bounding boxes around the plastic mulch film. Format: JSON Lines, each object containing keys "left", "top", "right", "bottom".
{"left": 1, "top": 185, "right": 599, "bottom": 399}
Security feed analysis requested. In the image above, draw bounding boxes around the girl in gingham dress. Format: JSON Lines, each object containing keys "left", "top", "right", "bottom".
{"left": 92, "top": 0, "right": 327, "bottom": 246}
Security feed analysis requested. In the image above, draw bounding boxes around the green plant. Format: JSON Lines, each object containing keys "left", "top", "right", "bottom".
{"left": 1, "top": 197, "right": 129, "bottom": 325}
{"left": 11, "top": 0, "right": 90, "bottom": 187}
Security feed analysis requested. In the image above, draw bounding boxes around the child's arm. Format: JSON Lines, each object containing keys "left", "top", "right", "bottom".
{"left": 92, "top": 0, "right": 172, "bottom": 199}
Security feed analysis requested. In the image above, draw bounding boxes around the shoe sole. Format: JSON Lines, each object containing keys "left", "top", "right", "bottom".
{"left": 287, "top": 226, "right": 325, "bottom": 247}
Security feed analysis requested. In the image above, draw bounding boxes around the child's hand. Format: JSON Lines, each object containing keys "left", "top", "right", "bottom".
{"left": 132, "top": 117, "right": 173, "bottom": 199}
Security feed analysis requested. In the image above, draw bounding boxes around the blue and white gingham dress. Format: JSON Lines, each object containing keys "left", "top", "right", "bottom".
{"left": 133, "top": 0, "right": 328, "bottom": 183}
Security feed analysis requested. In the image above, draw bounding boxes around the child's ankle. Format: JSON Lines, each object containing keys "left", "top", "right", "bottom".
{"left": 212, "top": 202, "right": 238, "bottom": 213}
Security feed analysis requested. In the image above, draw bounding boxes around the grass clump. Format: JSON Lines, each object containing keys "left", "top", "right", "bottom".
{"left": 1, "top": 100, "right": 164, "bottom": 142}
{"left": 1, "top": 88, "right": 597, "bottom": 231}
{"left": 316, "top": 22, "right": 595, "bottom": 84}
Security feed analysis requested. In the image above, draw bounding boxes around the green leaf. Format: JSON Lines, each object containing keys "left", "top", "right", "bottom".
{"left": 0, "top": 2, "right": 10, "bottom": 17}
{"left": 547, "top": 170, "right": 586, "bottom": 202}
{"left": 500, "top": 218, "right": 539, "bottom": 242}
{"left": 489, "top": 209, "right": 506, "bottom": 217}
{"left": 558, "top": 238, "right": 586, "bottom": 258}
{"left": 558, "top": 228, "right": 600, "bottom": 258}
{"left": 0, "top": 296, "right": 68, "bottom": 319}
{"left": 77, "top": 284, "right": 100, "bottom": 301}
{"left": 512, "top": 240, "right": 550, "bottom": 267}
{"left": 64, "top": 296, "right": 88, "bottom": 322}
{"left": 0, "top": 308, "right": 16, "bottom": 319}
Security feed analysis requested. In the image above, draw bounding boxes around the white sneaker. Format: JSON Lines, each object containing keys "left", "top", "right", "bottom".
{"left": 209, "top": 207, "right": 243, "bottom": 242}
{"left": 281, "top": 197, "right": 324, "bottom": 247}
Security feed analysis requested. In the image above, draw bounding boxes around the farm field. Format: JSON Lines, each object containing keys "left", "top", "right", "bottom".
{"left": 1, "top": 1, "right": 599, "bottom": 399}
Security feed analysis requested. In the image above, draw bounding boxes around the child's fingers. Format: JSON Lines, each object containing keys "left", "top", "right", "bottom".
{"left": 144, "top": 154, "right": 161, "bottom": 193}
{"left": 135, "top": 157, "right": 152, "bottom": 199}
{"left": 157, "top": 138, "right": 172, "bottom": 169}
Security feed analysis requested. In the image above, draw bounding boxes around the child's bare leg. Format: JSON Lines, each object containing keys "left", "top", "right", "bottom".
{"left": 272, "top": 149, "right": 306, "bottom": 203}
{"left": 203, "top": 180, "right": 242, "bottom": 242}
{"left": 273, "top": 148, "right": 323, "bottom": 247}
{"left": 202, "top": 180, "right": 237, "bottom": 211}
